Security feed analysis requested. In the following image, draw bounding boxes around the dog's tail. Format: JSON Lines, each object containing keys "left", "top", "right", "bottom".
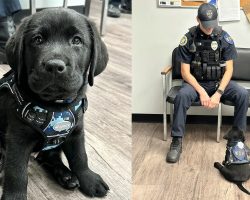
{"left": 236, "top": 182, "right": 250, "bottom": 195}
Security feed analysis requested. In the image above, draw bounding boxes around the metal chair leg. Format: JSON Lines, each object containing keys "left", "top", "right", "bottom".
{"left": 100, "top": 0, "right": 108, "bottom": 36}
{"left": 162, "top": 75, "right": 167, "bottom": 141}
{"left": 63, "top": 0, "right": 68, "bottom": 8}
{"left": 84, "top": 0, "right": 91, "bottom": 17}
{"left": 30, "top": 0, "right": 36, "bottom": 14}
{"left": 217, "top": 103, "right": 222, "bottom": 142}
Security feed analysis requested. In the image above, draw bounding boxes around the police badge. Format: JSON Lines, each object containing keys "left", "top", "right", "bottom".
{"left": 211, "top": 41, "right": 218, "bottom": 51}
{"left": 180, "top": 35, "right": 187, "bottom": 46}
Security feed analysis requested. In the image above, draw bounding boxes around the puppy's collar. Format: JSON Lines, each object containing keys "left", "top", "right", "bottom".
{"left": 225, "top": 141, "right": 250, "bottom": 166}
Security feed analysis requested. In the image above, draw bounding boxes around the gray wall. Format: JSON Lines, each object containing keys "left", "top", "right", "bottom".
{"left": 132, "top": 0, "right": 250, "bottom": 116}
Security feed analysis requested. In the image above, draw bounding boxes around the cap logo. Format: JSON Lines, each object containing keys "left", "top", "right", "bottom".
{"left": 206, "top": 10, "right": 213, "bottom": 19}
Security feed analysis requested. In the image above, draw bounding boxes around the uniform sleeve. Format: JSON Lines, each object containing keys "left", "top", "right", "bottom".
{"left": 177, "top": 33, "right": 193, "bottom": 64}
{"left": 221, "top": 31, "right": 237, "bottom": 61}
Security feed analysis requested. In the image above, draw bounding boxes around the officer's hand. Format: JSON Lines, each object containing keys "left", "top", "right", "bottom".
{"left": 209, "top": 92, "right": 221, "bottom": 108}
{"left": 199, "top": 90, "right": 210, "bottom": 108}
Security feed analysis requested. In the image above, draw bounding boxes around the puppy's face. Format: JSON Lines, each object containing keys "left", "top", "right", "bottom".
{"left": 223, "top": 127, "right": 245, "bottom": 142}
{"left": 6, "top": 8, "right": 108, "bottom": 102}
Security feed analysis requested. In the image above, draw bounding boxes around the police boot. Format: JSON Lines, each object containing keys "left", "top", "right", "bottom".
{"left": 120, "top": 0, "right": 132, "bottom": 14}
{"left": 166, "top": 137, "right": 182, "bottom": 163}
{"left": 0, "top": 16, "right": 16, "bottom": 64}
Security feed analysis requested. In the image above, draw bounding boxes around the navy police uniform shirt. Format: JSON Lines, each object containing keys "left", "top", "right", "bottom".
{"left": 177, "top": 26, "right": 237, "bottom": 64}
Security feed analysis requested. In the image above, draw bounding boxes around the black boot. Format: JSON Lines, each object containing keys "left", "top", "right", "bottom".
{"left": 166, "top": 137, "right": 182, "bottom": 163}
{"left": 0, "top": 16, "right": 16, "bottom": 64}
{"left": 120, "top": 0, "right": 131, "bottom": 14}
{"left": 108, "top": 4, "right": 121, "bottom": 18}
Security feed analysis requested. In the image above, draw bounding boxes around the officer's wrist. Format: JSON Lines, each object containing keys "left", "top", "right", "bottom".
{"left": 216, "top": 88, "right": 224, "bottom": 95}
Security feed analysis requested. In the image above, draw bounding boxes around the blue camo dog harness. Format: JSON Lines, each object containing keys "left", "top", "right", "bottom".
{"left": 0, "top": 71, "right": 87, "bottom": 151}
{"left": 225, "top": 141, "right": 250, "bottom": 165}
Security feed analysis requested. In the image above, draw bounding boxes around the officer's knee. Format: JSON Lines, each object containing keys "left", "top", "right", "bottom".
{"left": 175, "top": 90, "right": 194, "bottom": 103}
{"left": 236, "top": 88, "right": 249, "bottom": 103}
{"left": 239, "top": 88, "right": 249, "bottom": 98}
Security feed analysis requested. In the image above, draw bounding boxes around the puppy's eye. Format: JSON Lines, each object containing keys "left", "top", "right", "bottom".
{"left": 32, "top": 35, "right": 43, "bottom": 45}
{"left": 72, "top": 36, "right": 82, "bottom": 45}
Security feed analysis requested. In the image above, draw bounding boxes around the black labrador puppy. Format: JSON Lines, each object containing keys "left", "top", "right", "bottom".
{"left": 214, "top": 127, "right": 250, "bottom": 195}
{"left": 0, "top": 8, "right": 109, "bottom": 199}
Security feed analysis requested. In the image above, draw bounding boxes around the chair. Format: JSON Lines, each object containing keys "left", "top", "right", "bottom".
{"left": 220, "top": 48, "right": 250, "bottom": 124}
{"left": 161, "top": 47, "right": 222, "bottom": 142}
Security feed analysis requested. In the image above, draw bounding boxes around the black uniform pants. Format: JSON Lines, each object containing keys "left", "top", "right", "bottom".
{"left": 171, "top": 81, "right": 249, "bottom": 137}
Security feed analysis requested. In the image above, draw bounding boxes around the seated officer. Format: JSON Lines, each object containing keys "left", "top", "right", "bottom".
{"left": 166, "top": 3, "right": 249, "bottom": 163}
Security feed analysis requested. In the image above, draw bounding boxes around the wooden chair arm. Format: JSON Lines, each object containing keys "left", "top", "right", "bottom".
{"left": 161, "top": 66, "right": 172, "bottom": 75}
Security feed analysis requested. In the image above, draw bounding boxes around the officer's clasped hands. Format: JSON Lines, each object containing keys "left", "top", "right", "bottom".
{"left": 199, "top": 90, "right": 221, "bottom": 109}
{"left": 199, "top": 89, "right": 210, "bottom": 108}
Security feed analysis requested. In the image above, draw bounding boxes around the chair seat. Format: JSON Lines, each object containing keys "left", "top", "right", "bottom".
{"left": 221, "top": 89, "right": 250, "bottom": 106}
{"left": 166, "top": 86, "right": 201, "bottom": 106}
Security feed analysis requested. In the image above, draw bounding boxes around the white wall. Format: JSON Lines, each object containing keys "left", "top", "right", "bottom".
{"left": 132, "top": 0, "right": 250, "bottom": 116}
{"left": 19, "top": 0, "right": 85, "bottom": 9}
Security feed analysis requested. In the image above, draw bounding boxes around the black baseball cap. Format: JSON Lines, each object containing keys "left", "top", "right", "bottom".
{"left": 198, "top": 3, "right": 218, "bottom": 29}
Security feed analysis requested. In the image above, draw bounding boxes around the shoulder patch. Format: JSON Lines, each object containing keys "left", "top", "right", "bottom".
{"left": 180, "top": 35, "right": 188, "bottom": 46}
{"left": 224, "top": 33, "right": 234, "bottom": 45}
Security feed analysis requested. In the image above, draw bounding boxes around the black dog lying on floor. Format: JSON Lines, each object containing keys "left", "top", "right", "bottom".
{"left": 0, "top": 8, "right": 109, "bottom": 199}
{"left": 214, "top": 127, "right": 250, "bottom": 195}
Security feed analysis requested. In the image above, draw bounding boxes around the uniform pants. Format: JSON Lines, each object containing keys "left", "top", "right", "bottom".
{"left": 171, "top": 81, "right": 249, "bottom": 137}
{"left": 0, "top": 0, "right": 21, "bottom": 17}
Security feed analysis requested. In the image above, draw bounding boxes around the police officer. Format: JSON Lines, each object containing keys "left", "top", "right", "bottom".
{"left": 166, "top": 3, "right": 249, "bottom": 163}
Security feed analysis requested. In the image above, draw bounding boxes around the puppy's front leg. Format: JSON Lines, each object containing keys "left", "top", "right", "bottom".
{"left": 63, "top": 128, "right": 109, "bottom": 197}
{"left": 1, "top": 132, "right": 36, "bottom": 200}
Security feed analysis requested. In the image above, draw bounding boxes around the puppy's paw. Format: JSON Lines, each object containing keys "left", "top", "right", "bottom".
{"left": 78, "top": 169, "right": 109, "bottom": 197}
{"left": 214, "top": 162, "right": 222, "bottom": 169}
{"left": 54, "top": 168, "right": 80, "bottom": 190}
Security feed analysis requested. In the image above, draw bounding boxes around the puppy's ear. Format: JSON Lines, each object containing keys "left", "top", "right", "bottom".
{"left": 223, "top": 128, "right": 232, "bottom": 140}
{"left": 223, "top": 134, "right": 229, "bottom": 140}
{"left": 5, "top": 16, "right": 31, "bottom": 82}
{"left": 238, "top": 130, "right": 245, "bottom": 142}
{"left": 87, "top": 19, "right": 108, "bottom": 86}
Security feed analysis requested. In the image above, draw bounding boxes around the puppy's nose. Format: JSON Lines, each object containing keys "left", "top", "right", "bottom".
{"left": 45, "top": 59, "right": 66, "bottom": 74}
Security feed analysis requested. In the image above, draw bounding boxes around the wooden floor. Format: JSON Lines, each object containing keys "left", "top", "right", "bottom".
{"left": 0, "top": 0, "right": 131, "bottom": 199}
{"left": 133, "top": 123, "right": 250, "bottom": 200}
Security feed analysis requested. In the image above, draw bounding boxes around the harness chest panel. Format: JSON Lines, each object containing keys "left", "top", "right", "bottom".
{"left": 226, "top": 141, "right": 250, "bottom": 165}
{"left": 0, "top": 72, "right": 87, "bottom": 151}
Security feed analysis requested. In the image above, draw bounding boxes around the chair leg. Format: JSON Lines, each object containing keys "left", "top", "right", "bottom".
{"left": 162, "top": 75, "right": 167, "bottom": 141}
{"left": 163, "top": 104, "right": 167, "bottom": 141}
{"left": 63, "top": 0, "right": 68, "bottom": 8}
{"left": 30, "top": 0, "right": 36, "bottom": 14}
{"left": 220, "top": 108, "right": 222, "bottom": 128}
{"left": 217, "top": 103, "right": 222, "bottom": 143}
{"left": 100, "top": 0, "right": 108, "bottom": 36}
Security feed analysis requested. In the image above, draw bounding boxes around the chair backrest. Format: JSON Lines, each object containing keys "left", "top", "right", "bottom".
{"left": 172, "top": 47, "right": 250, "bottom": 81}
{"left": 172, "top": 47, "right": 182, "bottom": 79}
{"left": 232, "top": 48, "right": 250, "bottom": 81}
